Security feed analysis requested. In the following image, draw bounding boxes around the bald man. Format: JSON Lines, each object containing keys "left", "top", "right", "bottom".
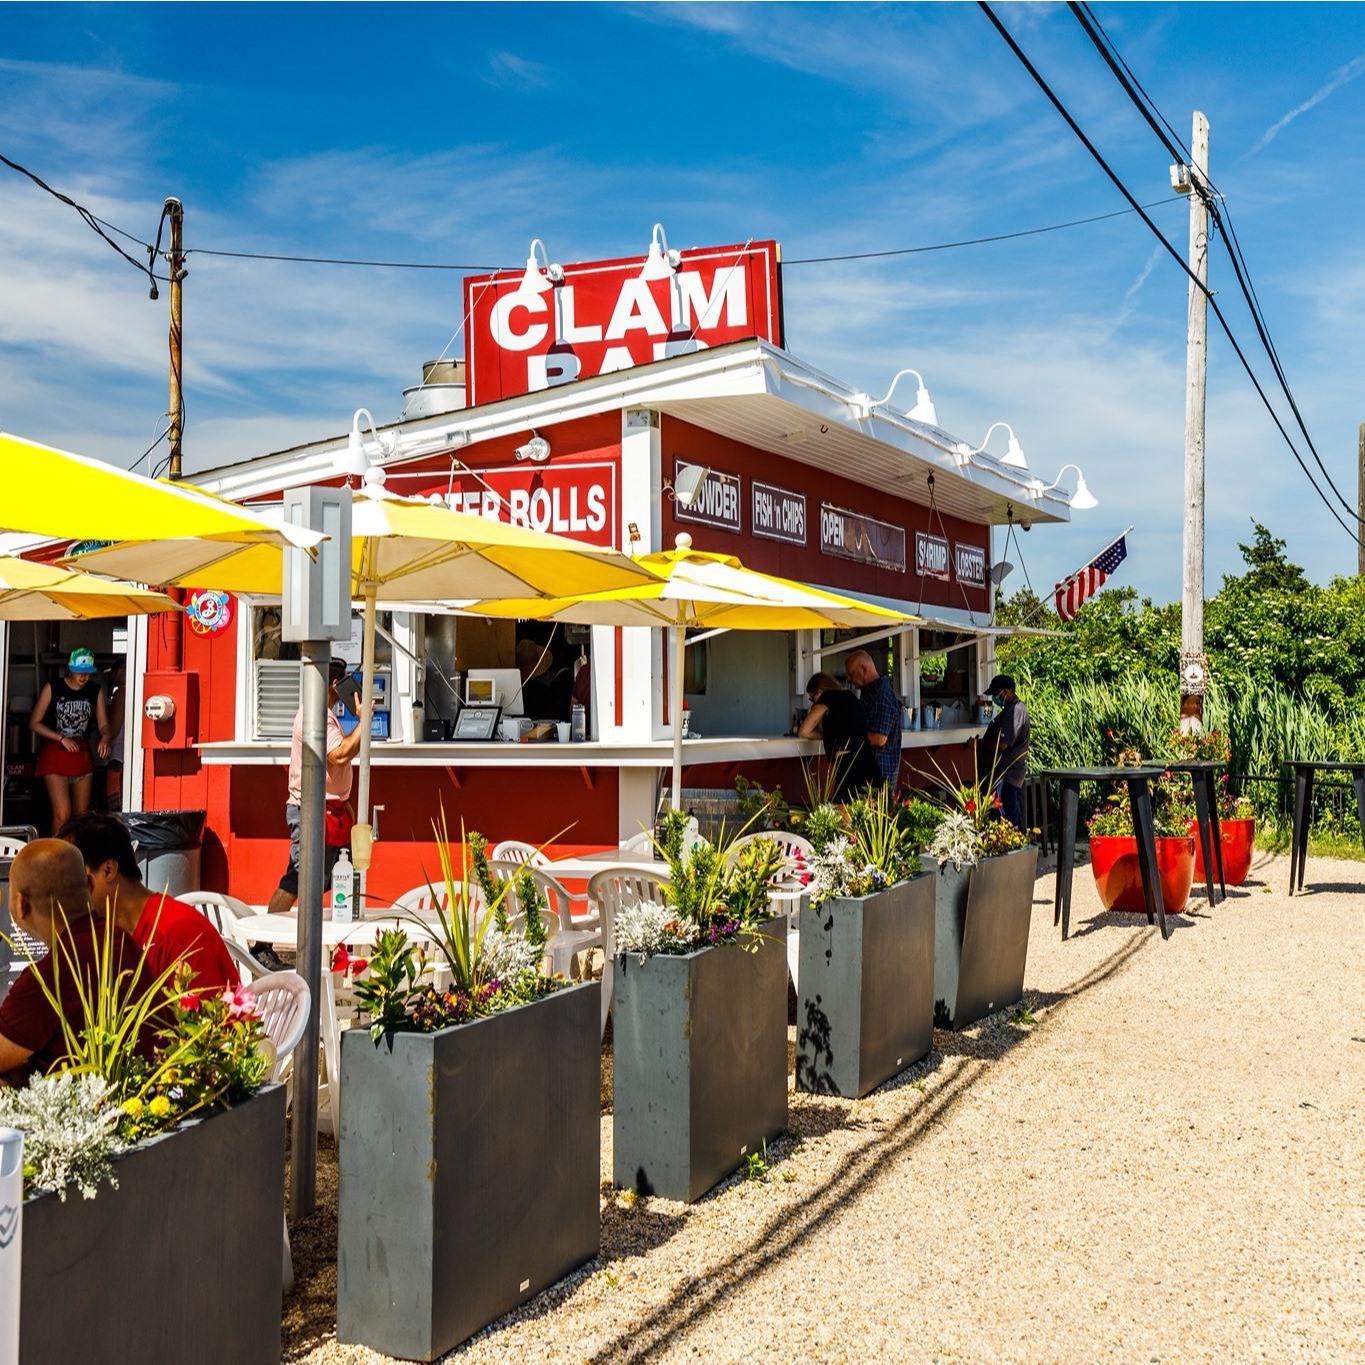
{"left": 0, "top": 838, "right": 147, "bottom": 1085}
{"left": 846, "top": 649, "right": 903, "bottom": 788}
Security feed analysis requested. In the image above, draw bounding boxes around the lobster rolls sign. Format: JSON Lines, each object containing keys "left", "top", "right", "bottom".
{"left": 464, "top": 241, "right": 783, "bottom": 407}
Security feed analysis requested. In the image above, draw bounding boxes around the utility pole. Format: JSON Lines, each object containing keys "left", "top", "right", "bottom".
{"left": 1176, "top": 112, "right": 1210, "bottom": 730}
{"left": 165, "top": 197, "right": 185, "bottom": 479}
{"left": 1357, "top": 422, "right": 1365, "bottom": 578}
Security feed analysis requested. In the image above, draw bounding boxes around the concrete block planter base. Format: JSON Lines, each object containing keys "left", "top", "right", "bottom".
{"left": 927, "top": 846, "right": 1038, "bottom": 1029}
{"left": 20, "top": 1084, "right": 286, "bottom": 1364}
{"left": 338, "top": 981, "right": 601, "bottom": 1362}
{"left": 795, "top": 876, "right": 935, "bottom": 1098}
{"left": 613, "top": 919, "right": 787, "bottom": 1203}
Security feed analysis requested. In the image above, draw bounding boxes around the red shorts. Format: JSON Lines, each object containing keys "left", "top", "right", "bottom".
{"left": 36, "top": 743, "right": 93, "bottom": 780}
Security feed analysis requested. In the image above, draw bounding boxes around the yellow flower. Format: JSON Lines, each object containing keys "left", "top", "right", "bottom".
{"left": 121, "top": 1097, "right": 143, "bottom": 1118}
{"left": 148, "top": 1095, "right": 171, "bottom": 1118}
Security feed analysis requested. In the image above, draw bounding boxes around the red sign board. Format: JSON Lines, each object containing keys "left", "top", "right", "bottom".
{"left": 438, "top": 461, "right": 618, "bottom": 548}
{"left": 463, "top": 241, "right": 783, "bottom": 407}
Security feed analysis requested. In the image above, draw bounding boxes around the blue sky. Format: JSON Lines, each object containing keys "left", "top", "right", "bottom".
{"left": 3, "top": 2, "right": 1365, "bottom": 601}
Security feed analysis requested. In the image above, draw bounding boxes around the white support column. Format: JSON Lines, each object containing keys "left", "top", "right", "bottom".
{"left": 126, "top": 615, "right": 150, "bottom": 813}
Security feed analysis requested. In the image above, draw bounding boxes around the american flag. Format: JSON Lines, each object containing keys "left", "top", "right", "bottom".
{"left": 1055, "top": 534, "right": 1128, "bottom": 622}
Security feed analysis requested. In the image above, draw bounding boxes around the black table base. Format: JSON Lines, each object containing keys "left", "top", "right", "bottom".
{"left": 1288, "top": 762, "right": 1365, "bottom": 895}
{"left": 1164, "top": 761, "right": 1227, "bottom": 907}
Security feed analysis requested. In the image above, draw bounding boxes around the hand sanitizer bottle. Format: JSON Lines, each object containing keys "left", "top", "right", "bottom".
{"left": 331, "top": 849, "right": 356, "bottom": 923}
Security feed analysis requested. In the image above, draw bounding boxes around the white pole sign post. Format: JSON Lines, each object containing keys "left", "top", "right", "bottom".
{"left": 0, "top": 1126, "right": 22, "bottom": 1365}
{"left": 281, "top": 487, "right": 352, "bottom": 1220}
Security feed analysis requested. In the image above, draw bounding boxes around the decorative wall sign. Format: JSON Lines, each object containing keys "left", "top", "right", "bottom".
{"left": 674, "top": 460, "right": 742, "bottom": 533}
{"left": 914, "top": 531, "right": 950, "bottom": 582}
{"left": 186, "top": 590, "right": 233, "bottom": 637}
{"left": 953, "top": 541, "right": 987, "bottom": 588}
{"left": 820, "top": 504, "right": 907, "bottom": 571}
{"left": 751, "top": 480, "right": 807, "bottom": 545}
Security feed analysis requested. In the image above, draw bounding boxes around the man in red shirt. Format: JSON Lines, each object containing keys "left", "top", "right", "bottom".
{"left": 0, "top": 839, "right": 147, "bottom": 1086}
{"left": 60, "top": 813, "right": 238, "bottom": 998}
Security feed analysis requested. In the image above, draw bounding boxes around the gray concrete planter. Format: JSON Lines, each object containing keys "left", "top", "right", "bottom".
{"left": 613, "top": 918, "right": 787, "bottom": 1203}
{"left": 795, "top": 874, "right": 935, "bottom": 1098}
{"left": 925, "top": 846, "right": 1038, "bottom": 1029}
{"left": 20, "top": 1084, "right": 286, "bottom": 1364}
{"left": 338, "top": 981, "right": 601, "bottom": 1362}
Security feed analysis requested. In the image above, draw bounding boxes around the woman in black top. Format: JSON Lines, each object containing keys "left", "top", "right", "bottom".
{"left": 798, "top": 672, "right": 880, "bottom": 800}
{"left": 30, "top": 647, "right": 111, "bottom": 833}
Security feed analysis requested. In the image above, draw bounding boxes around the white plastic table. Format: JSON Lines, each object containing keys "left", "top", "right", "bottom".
{"left": 547, "top": 848, "right": 669, "bottom": 880}
{"left": 234, "top": 910, "right": 442, "bottom": 950}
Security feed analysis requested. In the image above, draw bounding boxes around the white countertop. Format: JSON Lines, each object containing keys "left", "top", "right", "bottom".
{"left": 197, "top": 725, "right": 985, "bottom": 769}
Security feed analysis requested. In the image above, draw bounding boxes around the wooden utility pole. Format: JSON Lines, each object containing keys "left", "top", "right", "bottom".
{"left": 1178, "top": 112, "right": 1210, "bottom": 729}
{"left": 165, "top": 197, "right": 185, "bottom": 479}
{"left": 1357, "top": 422, "right": 1365, "bottom": 577}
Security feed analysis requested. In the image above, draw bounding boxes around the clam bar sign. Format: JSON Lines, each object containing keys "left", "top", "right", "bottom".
{"left": 434, "top": 461, "right": 617, "bottom": 548}
{"left": 463, "top": 242, "right": 783, "bottom": 407}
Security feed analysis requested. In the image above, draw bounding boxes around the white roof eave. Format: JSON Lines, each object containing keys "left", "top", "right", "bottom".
{"left": 192, "top": 339, "right": 1073, "bottom": 526}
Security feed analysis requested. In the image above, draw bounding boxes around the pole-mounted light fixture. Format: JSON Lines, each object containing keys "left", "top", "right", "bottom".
{"left": 977, "top": 421, "right": 1029, "bottom": 470}
{"left": 514, "top": 431, "right": 552, "bottom": 463}
{"left": 519, "top": 238, "right": 564, "bottom": 295}
{"left": 345, "top": 408, "right": 397, "bottom": 477}
{"left": 669, "top": 463, "right": 710, "bottom": 507}
{"left": 640, "top": 223, "right": 681, "bottom": 281}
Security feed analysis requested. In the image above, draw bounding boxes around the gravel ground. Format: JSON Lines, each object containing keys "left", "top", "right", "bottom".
{"left": 287, "top": 849, "right": 1365, "bottom": 1362}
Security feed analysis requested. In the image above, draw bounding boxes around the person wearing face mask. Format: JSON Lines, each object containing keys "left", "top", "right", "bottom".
{"left": 979, "top": 673, "right": 1030, "bottom": 830}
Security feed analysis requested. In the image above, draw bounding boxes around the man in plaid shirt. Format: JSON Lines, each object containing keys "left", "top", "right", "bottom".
{"left": 846, "top": 650, "right": 902, "bottom": 788}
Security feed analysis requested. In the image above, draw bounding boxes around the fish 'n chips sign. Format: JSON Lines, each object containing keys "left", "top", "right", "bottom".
{"left": 464, "top": 241, "right": 783, "bottom": 406}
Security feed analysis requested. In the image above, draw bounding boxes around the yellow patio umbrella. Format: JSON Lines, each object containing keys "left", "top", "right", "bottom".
{"left": 72, "top": 473, "right": 664, "bottom": 847}
{"left": 0, "top": 431, "right": 323, "bottom": 548}
{"left": 466, "top": 531, "right": 917, "bottom": 809}
{"left": 0, "top": 556, "right": 178, "bottom": 620}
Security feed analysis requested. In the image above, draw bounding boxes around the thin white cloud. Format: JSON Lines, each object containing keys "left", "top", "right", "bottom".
{"left": 1243, "top": 53, "right": 1365, "bottom": 159}
{"left": 482, "top": 51, "right": 552, "bottom": 89}
{"left": 1108, "top": 245, "right": 1165, "bottom": 337}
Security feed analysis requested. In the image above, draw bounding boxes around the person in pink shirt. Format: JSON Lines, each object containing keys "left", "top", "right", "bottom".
{"left": 266, "top": 658, "right": 363, "bottom": 916}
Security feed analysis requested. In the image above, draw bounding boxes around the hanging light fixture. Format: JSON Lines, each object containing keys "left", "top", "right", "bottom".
{"left": 640, "top": 222, "right": 681, "bottom": 281}
{"left": 978, "top": 421, "right": 1029, "bottom": 470}
{"left": 1032, "top": 464, "right": 1098, "bottom": 509}
{"left": 344, "top": 408, "right": 396, "bottom": 477}
{"left": 849, "top": 367, "right": 937, "bottom": 425}
{"left": 519, "top": 238, "right": 564, "bottom": 295}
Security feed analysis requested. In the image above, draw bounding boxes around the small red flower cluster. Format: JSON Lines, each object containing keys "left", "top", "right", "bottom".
{"left": 331, "top": 944, "right": 369, "bottom": 976}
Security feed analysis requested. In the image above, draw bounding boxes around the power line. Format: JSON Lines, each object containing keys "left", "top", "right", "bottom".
{"left": 0, "top": 152, "right": 167, "bottom": 293}
{"left": 1067, "top": 3, "right": 1361, "bottom": 524}
{"left": 979, "top": 1, "right": 1364, "bottom": 550}
{"left": 183, "top": 245, "right": 507, "bottom": 271}
{"left": 784, "top": 199, "right": 1183, "bottom": 264}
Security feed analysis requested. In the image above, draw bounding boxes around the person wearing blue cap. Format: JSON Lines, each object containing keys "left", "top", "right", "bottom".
{"left": 28, "top": 647, "right": 111, "bottom": 834}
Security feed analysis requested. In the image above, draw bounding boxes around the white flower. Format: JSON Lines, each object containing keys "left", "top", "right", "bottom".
{"left": 482, "top": 926, "right": 541, "bottom": 982}
{"left": 613, "top": 900, "right": 695, "bottom": 956}
{"left": 0, "top": 1072, "right": 122, "bottom": 1202}
{"left": 809, "top": 836, "right": 857, "bottom": 906}
{"left": 928, "top": 810, "right": 983, "bottom": 871}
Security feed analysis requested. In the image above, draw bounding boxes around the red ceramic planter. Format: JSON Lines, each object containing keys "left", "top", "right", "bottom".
{"left": 1089, "top": 834, "right": 1195, "bottom": 913}
{"left": 1192, "top": 816, "right": 1255, "bottom": 886}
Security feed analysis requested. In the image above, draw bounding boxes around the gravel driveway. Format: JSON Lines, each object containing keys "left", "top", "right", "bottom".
{"left": 288, "top": 848, "right": 1365, "bottom": 1362}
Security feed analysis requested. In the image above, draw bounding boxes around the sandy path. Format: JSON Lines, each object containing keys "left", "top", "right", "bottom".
{"left": 296, "top": 850, "right": 1365, "bottom": 1362}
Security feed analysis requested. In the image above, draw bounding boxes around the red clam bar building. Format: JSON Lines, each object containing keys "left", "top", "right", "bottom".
{"left": 119, "top": 238, "right": 1069, "bottom": 904}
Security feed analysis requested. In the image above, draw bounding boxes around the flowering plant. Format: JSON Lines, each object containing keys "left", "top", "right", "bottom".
{"left": 1167, "top": 726, "right": 1230, "bottom": 765}
{"left": 918, "top": 754, "right": 1036, "bottom": 869}
{"left": 1087, "top": 771, "right": 1198, "bottom": 840}
{"left": 0, "top": 1072, "right": 122, "bottom": 1201}
{"left": 355, "top": 814, "right": 566, "bottom": 1044}
{"left": 614, "top": 813, "right": 784, "bottom": 957}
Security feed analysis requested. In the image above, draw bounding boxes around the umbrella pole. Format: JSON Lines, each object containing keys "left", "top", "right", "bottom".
{"left": 354, "top": 583, "right": 379, "bottom": 870}
{"left": 671, "top": 622, "right": 686, "bottom": 811}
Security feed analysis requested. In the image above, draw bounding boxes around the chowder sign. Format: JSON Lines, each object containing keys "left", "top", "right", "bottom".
{"left": 464, "top": 241, "right": 783, "bottom": 406}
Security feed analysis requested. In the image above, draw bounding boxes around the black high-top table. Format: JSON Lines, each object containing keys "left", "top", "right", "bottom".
{"left": 1163, "top": 759, "right": 1227, "bottom": 906}
{"left": 1285, "top": 760, "right": 1365, "bottom": 895}
{"left": 1038, "top": 766, "right": 1169, "bottom": 941}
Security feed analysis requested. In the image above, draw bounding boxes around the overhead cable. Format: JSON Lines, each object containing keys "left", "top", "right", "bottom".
{"left": 979, "top": 0, "right": 1363, "bottom": 549}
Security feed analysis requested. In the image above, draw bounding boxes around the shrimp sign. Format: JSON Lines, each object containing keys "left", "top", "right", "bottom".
{"left": 463, "top": 241, "right": 783, "bottom": 406}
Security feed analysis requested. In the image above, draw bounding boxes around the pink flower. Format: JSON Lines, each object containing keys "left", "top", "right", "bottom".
{"left": 798, "top": 872, "right": 813, "bottom": 886}
{"left": 221, "top": 985, "right": 257, "bottom": 1020}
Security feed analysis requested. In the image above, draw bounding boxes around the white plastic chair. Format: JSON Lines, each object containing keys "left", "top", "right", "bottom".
{"left": 249, "top": 970, "right": 310, "bottom": 1296}
{"left": 0, "top": 836, "right": 28, "bottom": 858}
{"left": 725, "top": 830, "right": 812, "bottom": 990}
{"left": 224, "top": 938, "right": 268, "bottom": 985}
{"left": 177, "top": 890, "right": 255, "bottom": 946}
{"left": 391, "top": 883, "right": 458, "bottom": 915}
{"left": 587, "top": 867, "right": 669, "bottom": 1037}
{"left": 490, "top": 839, "right": 548, "bottom": 867}
{"left": 488, "top": 861, "right": 599, "bottom": 978}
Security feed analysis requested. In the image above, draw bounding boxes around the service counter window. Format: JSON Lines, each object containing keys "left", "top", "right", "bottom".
{"left": 917, "top": 629, "right": 978, "bottom": 728}
{"left": 804, "top": 628, "right": 912, "bottom": 732}
{"left": 681, "top": 629, "right": 794, "bottom": 739}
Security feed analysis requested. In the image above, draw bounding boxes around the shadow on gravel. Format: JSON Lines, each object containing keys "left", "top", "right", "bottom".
{"left": 586, "top": 931, "right": 1152, "bottom": 1365}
